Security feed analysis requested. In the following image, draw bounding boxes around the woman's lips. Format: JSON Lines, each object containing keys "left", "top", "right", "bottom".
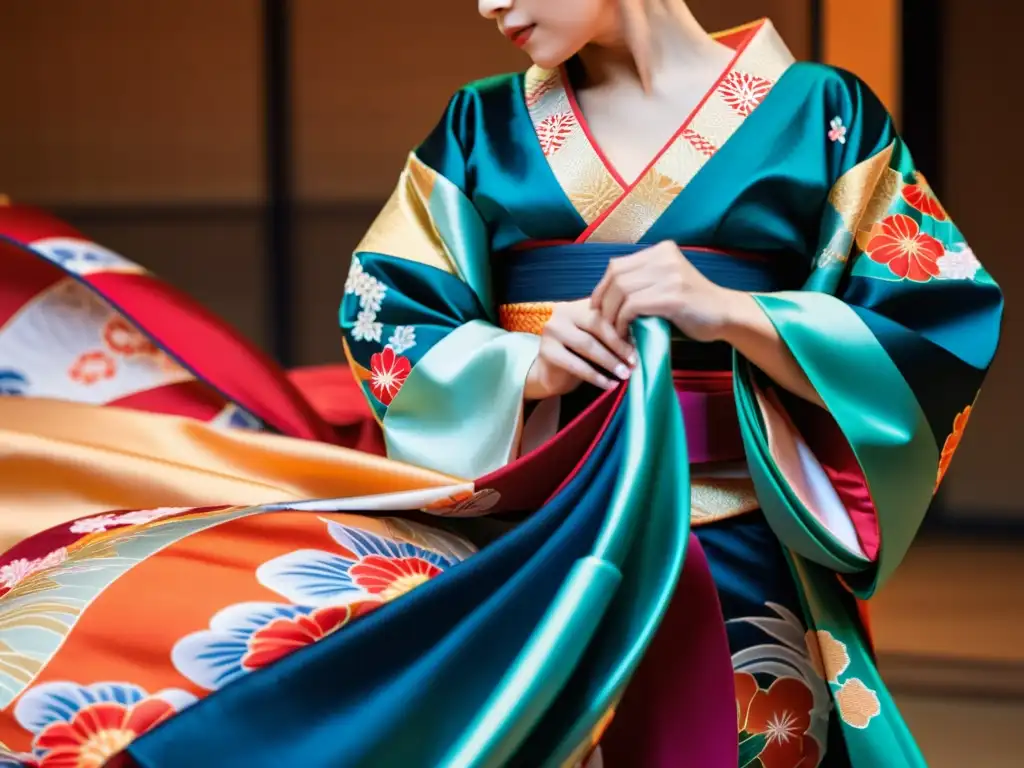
{"left": 504, "top": 24, "right": 535, "bottom": 48}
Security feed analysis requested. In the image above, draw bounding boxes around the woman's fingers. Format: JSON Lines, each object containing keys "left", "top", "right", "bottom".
{"left": 539, "top": 338, "right": 616, "bottom": 390}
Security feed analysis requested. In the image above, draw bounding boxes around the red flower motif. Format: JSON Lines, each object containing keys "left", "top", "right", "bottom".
{"left": 350, "top": 555, "right": 444, "bottom": 601}
{"left": 34, "top": 697, "right": 177, "bottom": 767}
{"left": 537, "top": 112, "right": 576, "bottom": 156}
{"left": 718, "top": 71, "right": 773, "bottom": 116}
{"left": 244, "top": 602, "right": 379, "bottom": 670}
{"left": 68, "top": 350, "right": 116, "bottom": 385}
{"left": 865, "top": 214, "right": 944, "bottom": 282}
{"left": 901, "top": 173, "right": 948, "bottom": 221}
{"left": 369, "top": 346, "right": 411, "bottom": 406}
{"left": 744, "top": 677, "right": 818, "bottom": 768}
{"left": 103, "top": 316, "right": 158, "bottom": 357}
{"left": 682, "top": 128, "right": 717, "bottom": 158}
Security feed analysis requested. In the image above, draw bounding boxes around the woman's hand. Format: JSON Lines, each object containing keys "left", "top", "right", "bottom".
{"left": 590, "top": 241, "right": 738, "bottom": 339}
{"left": 524, "top": 299, "right": 636, "bottom": 400}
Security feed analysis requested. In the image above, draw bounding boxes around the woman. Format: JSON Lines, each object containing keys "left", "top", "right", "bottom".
{"left": 0, "top": 1, "right": 1002, "bottom": 766}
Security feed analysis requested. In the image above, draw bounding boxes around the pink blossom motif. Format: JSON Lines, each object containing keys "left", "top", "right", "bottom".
{"left": 537, "top": 112, "right": 576, "bottom": 156}
{"left": 718, "top": 71, "right": 773, "bottom": 116}
{"left": 69, "top": 507, "right": 187, "bottom": 535}
{"left": 828, "top": 116, "right": 847, "bottom": 145}
{"left": 0, "top": 549, "right": 68, "bottom": 597}
{"left": 13, "top": 681, "right": 196, "bottom": 767}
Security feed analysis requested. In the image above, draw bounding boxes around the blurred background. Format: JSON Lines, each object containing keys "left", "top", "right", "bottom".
{"left": 0, "top": 1, "right": 1020, "bottom": 764}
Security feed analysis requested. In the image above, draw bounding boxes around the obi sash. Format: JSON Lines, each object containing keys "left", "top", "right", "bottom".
{"left": 496, "top": 243, "right": 807, "bottom": 467}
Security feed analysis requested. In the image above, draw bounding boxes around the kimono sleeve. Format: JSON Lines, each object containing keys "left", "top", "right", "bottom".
{"left": 736, "top": 71, "right": 1004, "bottom": 595}
{"left": 339, "top": 91, "right": 540, "bottom": 479}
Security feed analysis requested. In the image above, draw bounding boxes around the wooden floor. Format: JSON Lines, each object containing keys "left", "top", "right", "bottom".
{"left": 869, "top": 536, "right": 1024, "bottom": 765}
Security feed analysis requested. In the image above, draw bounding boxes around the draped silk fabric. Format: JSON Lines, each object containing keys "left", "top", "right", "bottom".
{"left": 0, "top": 18, "right": 1003, "bottom": 768}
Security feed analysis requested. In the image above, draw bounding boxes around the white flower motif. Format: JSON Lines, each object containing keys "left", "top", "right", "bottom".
{"left": 0, "top": 548, "right": 68, "bottom": 590}
{"left": 357, "top": 276, "right": 387, "bottom": 313}
{"left": 388, "top": 326, "right": 417, "bottom": 355}
{"left": 69, "top": 507, "right": 185, "bottom": 535}
{"left": 344, "top": 258, "right": 365, "bottom": 294}
{"left": 937, "top": 244, "right": 981, "bottom": 280}
{"left": 69, "top": 514, "right": 121, "bottom": 534}
{"left": 352, "top": 310, "right": 383, "bottom": 343}
{"left": 829, "top": 116, "right": 847, "bottom": 144}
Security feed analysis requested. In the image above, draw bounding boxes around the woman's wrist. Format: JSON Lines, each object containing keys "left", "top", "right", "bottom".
{"left": 706, "top": 288, "right": 759, "bottom": 344}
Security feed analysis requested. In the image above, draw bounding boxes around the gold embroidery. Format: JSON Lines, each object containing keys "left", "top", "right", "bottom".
{"left": 525, "top": 66, "right": 624, "bottom": 226}
{"left": 586, "top": 20, "right": 796, "bottom": 244}
{"left": 828, "top": 142, "right": 896, "bottom": 232}
{"left": 689, "top": 477, "right": 760, "bottom": 526}
{"left": 835, "top": 678, "right": 882, "bottom": 729}
{"left": 355, "top": 153, "right": 455, "bottom": 276}
{"left": 498, "top": 302, "right": 555, "bottom": 335}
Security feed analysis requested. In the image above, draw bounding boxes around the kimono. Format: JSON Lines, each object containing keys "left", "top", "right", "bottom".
{"left": 0, "top": 17, "right": 1003, "bottom": 768}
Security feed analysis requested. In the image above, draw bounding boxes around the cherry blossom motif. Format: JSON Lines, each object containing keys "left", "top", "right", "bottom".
{"left": 387, "top": 325, "right": 417, "bottom": 355}
{"left": 901, "top": 173, "right": 948, "bottom": 221}
{"left": 102, "top": 316, "right": 158, "bottom": 357}
{"left": 13, "top": 682, "right": 196, "bottom": 767}
{"left": 351, "top": 309, "right": 383, "bottom": 343}
{"left": 69, "top": 507, "right": 187, "bottom": 535}
{"left": 744, "top": 677, "right": 819, "bottom": 768}
{"left": 682, "top": 128, "right": 717, "bottom": 158}
{"left": 369, "top": 346, "right": 412, "bottom": 406}
{"left": 828, "top": 116, "right": 847, "bottom": 144}
{"left": 937, "top": 244, "right": 982, "bottom": 281}
{"left": 537, "top": 112, "right": 576, "bottom": 156}
{"left": 936, "top": 405, "right": 972, "bottom": 490}
{"left": 805, "top": 629, "right": 850, "bottom": 683}
{"left": 0, "top": 549, "right": 68, "bottom": 597}
{"left": 68, "top": 351, "right": 116, "bottom": 385}
{"left": 835, "top": 678, "right": 882, "bottom": 729}
{"left": 718, "top": 71, "right": 773, "bottom": 116}
{"left": 864, "top": 214, "right": 944, "bottom": 282}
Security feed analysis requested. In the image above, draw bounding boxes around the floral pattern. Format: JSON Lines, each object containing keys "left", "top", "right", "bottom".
{"left": 537, "top": 112, "right": 576, "bottom": 156}
{"left": 0, "top": 549, "right": 68, "bottom": 598}
{"left": 901, "top": 173, "right": 948, "bottom": 221}
{"left": 256, "top": 520, "right": 463, "bottom": 606}
{"left": 865, "top": 214, "right": 944, "bottom": 282}
{"left": 730, "top": 603, "right": 828, "bottom": 767}
{"left": 937, "top": 244, "right": 982, "bottom": 281}
{"left": 422, "top": 488, "right": 502, "bottom": 517}
{"left": 172, "top": 601, "right": 380, "bottom": 690}
{"left": 69, "top": 507, "right": 187, "bottom": 535}
{"left": 936, "top": 405, "right": 972, "bottom": 490}
{"left": 173, "top": 519, "right": 473, "bottom": 692}
{"left": 345, "top": 257, "right": 388, "bottom": 343}
{"left": 13, "top": 682, "right": 196, "bottom": 767}
{"left": 67, "top": 351, "right": 116, "bottom": 385}
{"left": 369, "top": 346, "right": 411, "bottom": 406}
{"left": 736, "top": 673, "right": 820, "bottom": 768}
{"left": 828, "top": 117, "right": 847, "bottom": 145}
{"left": 719, "top": 71, "right": 773, "bottom": 116}
{"left": 0, "top": 369, "right": 29, "bottom": 396}
{"left": 387, "top": 325, "right": 417, "bottom": 355}
{"left": 102, "top": 317, "right": 157, "bottom": 357}
{"left": 31, "top": 238, "right": 139, "bottom": 277}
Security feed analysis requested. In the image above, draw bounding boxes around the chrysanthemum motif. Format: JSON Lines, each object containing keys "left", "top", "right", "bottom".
{"left": 718, "top": 71, "right": 773, "bottom": 116}
{"left": 387, "top": 326, "right": 416, "bottom": 355}
{"left": 351, "top": 309, "right": 383, "bottom": 343}
{"left": 14, "top": 681, "right": 196, "bottom": 767}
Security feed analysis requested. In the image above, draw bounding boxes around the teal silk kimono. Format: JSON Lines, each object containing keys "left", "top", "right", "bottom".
{"left": 334, "top": 18, "right": 1001, "bottom": 768}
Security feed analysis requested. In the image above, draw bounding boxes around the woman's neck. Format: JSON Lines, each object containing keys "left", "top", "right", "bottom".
{"left": 576, "top": 3, "right": 731, "bottom": 92}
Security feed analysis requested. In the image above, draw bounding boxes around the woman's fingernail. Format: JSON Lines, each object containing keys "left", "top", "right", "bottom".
{"left": 598, "top": 376, "right": 615, "bottom": 390}
{"left": 615, "top": 364, "right": 631, "bottom": 380}
{"left": 627, "top": 352, "right": 638, "bottom": 366}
